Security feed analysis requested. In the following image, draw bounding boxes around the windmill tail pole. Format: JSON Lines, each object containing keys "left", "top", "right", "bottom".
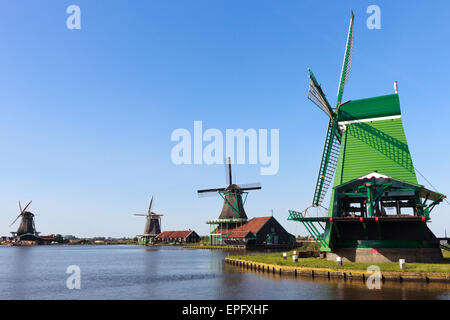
{"left": 228, "top": 157, "right": 232, "bottom": 185}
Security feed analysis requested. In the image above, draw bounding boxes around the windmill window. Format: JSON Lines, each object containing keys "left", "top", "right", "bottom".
{"left": 340, "top": 199, "right": 364, "bottom": 217}
{"left": 380, "top": 198, "right": 417, "bottom": 217}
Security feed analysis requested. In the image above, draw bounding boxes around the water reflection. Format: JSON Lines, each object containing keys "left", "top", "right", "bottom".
{"left": 10, "top": 247, "right": 32, "bottom": 298}
{"left": 0, "top": 245, "right": 448, "bottom": 300}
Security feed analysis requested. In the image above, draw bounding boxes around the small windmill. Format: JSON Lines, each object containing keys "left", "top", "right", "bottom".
{"left": 133, "top": 196, "right": 163, "bottom": 245}
{"left": 197, "top": 157, "right": 261, "bottom": 245}
{"left": 10, "top": 200, "right": 39, "bottom": 238}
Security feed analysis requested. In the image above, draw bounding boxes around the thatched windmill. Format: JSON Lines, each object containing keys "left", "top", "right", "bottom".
{"left": 133, "top": 196, "right": 163, "bottom": 245}
{"left": 197, "top": 157, "right": 261, "bottom": 245}
{"left": 10, "top": 200, "right": 39, "bottom": 239}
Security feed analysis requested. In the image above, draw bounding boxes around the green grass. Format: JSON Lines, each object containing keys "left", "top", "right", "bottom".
{"left": 296, "top": 242, "right": 320, "bottom": 252}
{"left": 229, "top": 250, "right": 450, "bottom": 274}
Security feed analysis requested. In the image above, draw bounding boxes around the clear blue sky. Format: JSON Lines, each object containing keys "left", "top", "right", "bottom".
{"left": 0, "top": 0, "right": 449, "bottom": 238}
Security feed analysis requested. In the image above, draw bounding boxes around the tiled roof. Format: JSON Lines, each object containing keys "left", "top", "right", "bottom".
{"left": 155, "top": 230, "right": 193, "bottom": 239}
{"left": 227, "top": 230, "right": 253, "bottom": 238}
{"left": 214, "top": 216, "right": 272, "bottom": 239}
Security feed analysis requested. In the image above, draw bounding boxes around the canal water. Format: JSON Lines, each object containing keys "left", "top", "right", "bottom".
{"left": 0, "top": 245, "right": 448, "bottom": 300}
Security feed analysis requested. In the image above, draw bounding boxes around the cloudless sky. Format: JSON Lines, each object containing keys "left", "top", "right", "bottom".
{"left": 0, "top": 0, "right": 449, "bottom": 238}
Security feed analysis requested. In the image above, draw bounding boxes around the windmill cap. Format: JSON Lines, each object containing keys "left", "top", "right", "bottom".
{"left": 225, "top": 184, "right": 242, "bottom": 191}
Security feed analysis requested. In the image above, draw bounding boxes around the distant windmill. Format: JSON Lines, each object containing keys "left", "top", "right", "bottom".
{"left": 10, "top": 200, "right": 39, "bottom": 238}
{"left": 197, "top": 157, "right": 261, "bottom": 245}
{"left": 133, "top": 196, "right": 163, "bottom": 245}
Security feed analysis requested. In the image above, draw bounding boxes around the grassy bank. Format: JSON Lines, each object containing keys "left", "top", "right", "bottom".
{"left": 228, "top": 250, "right": 450, "bottom": 273}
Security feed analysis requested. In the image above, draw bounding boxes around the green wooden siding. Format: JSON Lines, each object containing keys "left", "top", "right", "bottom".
{"left": 334, "top": 118, "right": 418, "bottom": 186}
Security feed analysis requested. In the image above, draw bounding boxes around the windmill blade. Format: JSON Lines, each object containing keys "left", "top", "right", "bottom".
{"left": 18, "top": 201, "right": 23, "bottom": 213}
{"left": 308, "top": 70, "right": 341, "bottom": 142}
{"left": 198, "top": 192, "right": 221, "bottom": 198}
{"left": 148, "top": 196, "right": 154, "bottom": 215}
{"left": 134, "top": 213, "right": 147, "bottom": 216}
{"left": 10, "top": 213, "right": 22, "bottom": 227}
{"left": 312, "top": 118, "right": 341, "bottom": 207}
{"left": 150, "top": 212, "right": 163, "bottom": 217}
{"left": 336, "top": 10, "right": 354, "bottom": 107}
{"left": 307, "top": 69, "right": 334, "bottom": 119}
{"left": 22, "top": 200, "right": 32, "bottom": 213}
{"left": 197, "top": 188, "right": 225, "bottom": 198}
{"left": 238, "top": 183, "right": 262, "bottom": 191}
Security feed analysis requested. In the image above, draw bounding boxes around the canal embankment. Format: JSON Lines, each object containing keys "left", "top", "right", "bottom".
{"left": 225, "top": 250, "right": 450, "bottom": 283}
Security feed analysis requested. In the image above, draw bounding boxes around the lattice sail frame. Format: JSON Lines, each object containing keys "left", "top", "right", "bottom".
{"left": 312, "top": 119, "right": 341, "bottom": 206}
{"left": 336, "top": 10, "right": 354, "bottom": 106}
{"left": 309, "top": 10, "right": 354, "bottom": 207}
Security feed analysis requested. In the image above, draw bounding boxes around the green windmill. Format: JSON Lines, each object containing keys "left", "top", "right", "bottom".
{"left": 288, "top": 11, "right": 447, "bottom": 263}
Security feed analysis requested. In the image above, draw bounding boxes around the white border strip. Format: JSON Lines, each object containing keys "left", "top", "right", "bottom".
{"left": 338, "top": 115, "right": 401, "bottom": 131}
{"left": 338, "top": 115, "right": 401, "bottom": 126}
